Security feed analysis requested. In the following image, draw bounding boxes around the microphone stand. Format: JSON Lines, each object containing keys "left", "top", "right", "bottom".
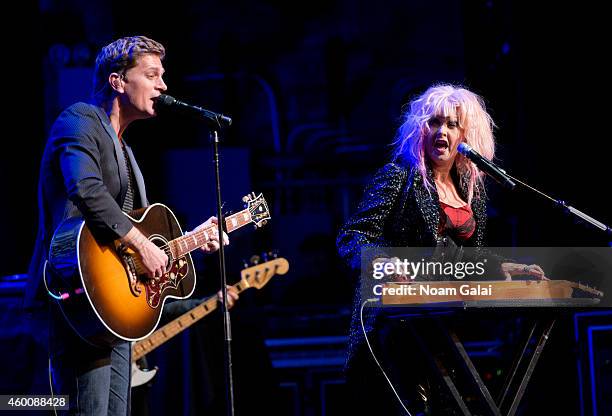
{"left": 504, "top": 172, "right": 612, "bottom": 236}
{"left": 210, "top": 129, "right": 235, "bottom": 416}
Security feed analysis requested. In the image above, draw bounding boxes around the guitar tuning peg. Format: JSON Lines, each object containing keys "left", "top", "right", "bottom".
{"left": 261, "top": 252, "right": 269, "bottom": 262}
{"left": 242, "top": 259, "right": 249, "bottom": 269}
{"left": 242, "top": 195, "right": 250, "bottom": 203}
{"left": 269, "top": 250, "right": 279, "bottom": 259}
{"left": 250, "top": 255, "right": 260, "bottom": 265}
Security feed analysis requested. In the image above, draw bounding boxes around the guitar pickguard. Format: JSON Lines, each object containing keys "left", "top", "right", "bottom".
{"left": 143, "top": 257, "right": 190, "bottom": 308}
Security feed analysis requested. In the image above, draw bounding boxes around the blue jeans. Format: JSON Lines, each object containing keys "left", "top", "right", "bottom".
{"left": 49, "top": 304, "right": 131, "bottom": 416}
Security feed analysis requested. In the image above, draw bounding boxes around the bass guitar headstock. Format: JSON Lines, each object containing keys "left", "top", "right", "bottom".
{"left": 241, "top": 254, "right": 289, "bottom": 289}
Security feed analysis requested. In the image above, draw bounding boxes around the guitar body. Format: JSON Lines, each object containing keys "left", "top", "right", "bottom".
{"left": 131, "top": 360, "right": 158, "bottom": 387}
{"left": 47, "top": 204, "right": 196, "bottom": 346}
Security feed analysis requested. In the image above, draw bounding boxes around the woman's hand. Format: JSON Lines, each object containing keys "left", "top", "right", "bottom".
{"left": 501, "top": 263, "right": 548, "bottom": 281}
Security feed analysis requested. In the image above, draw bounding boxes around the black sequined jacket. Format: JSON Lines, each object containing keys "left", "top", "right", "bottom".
{"left": 336, "top": 162, "right": 489, "bottom": 366}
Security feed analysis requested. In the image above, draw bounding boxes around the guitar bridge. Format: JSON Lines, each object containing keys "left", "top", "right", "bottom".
{"left": 119, "top": 247, "right": 142, "bottom": 297}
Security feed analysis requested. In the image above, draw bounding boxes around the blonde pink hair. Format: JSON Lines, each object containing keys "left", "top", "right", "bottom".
{"left": 392, "top": 84, "right": 496, "bottom": 203}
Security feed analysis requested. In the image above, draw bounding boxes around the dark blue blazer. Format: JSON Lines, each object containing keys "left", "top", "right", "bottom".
{"left": 24, "top": 102, "right": 148, "bottom": 309}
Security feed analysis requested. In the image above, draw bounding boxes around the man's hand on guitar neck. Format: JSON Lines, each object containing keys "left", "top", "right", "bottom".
{"left": 120, "top": 226, "right": 169, "bottom": 279}
{"left": 188, "top": 216, "right": 230, "bottom": 254}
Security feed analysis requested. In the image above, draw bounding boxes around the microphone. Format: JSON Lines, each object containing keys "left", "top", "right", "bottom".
{"left": 155, "top": 94, "right": 232, "bottom": 129}
{"left": 457, "top": 142, "right": 516, "bottom": 189}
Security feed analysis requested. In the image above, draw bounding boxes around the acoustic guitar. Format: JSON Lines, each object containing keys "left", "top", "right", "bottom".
{"left": 45, "top": 193, "right": 270, "bottom": 346}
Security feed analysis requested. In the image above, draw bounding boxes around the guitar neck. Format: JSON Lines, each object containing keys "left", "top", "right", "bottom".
{"left": 169, "top": 209, "right": 252, "bottom": 258}
{"left": 132, "top": 278, "right": 252, "bottom": 361}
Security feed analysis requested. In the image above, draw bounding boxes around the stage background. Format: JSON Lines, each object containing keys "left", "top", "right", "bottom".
{"left": 1, "top": 1, "right": 610, "bottom": 415}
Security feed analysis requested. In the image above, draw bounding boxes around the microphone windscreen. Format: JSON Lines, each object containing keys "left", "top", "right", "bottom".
{"left": 155, "top": 94, "right": 176, "bottom": 107}
{"left": 457, "top": 142, "right": 472, "bottom": 155}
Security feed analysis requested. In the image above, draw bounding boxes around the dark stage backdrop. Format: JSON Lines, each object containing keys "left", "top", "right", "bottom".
{"left": 1, "top": 1, "right": 610, "bottom": 415}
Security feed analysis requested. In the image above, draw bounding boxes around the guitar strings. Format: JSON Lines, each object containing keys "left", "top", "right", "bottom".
{"left": 156, "top": 210, "right": 249, "bottom": 253}
{"left": 133, "top": 208, "right": 256, "bottom": 276}
{"left": 132, "top": 225, "right": 222, "bottom": 276}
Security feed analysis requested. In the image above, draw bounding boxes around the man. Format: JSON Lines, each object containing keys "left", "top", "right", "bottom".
{"left": 26, "top": 35, "right": 233, "bottom": 415}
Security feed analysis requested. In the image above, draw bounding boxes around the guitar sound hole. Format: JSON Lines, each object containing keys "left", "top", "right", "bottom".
{"left": 149, "top": 235, "right": 172, "bottom": 276}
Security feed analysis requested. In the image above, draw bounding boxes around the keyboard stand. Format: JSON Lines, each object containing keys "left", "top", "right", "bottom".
{"left": 383, "top": 299, "right": 597, "bottom": 415}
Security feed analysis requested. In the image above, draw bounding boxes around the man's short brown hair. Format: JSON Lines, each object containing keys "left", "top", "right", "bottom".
{"left": 92, "top": 36, "right": 165, "bottom": 104}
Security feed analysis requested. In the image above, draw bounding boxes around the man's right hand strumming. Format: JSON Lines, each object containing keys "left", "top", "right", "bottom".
{"left": 121, "top": 227, "right": 169, "bottom": 279}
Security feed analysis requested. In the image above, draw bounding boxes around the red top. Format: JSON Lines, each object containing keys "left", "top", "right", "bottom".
{"left": 439, "top": 201, "right": 476, "bottom": 241}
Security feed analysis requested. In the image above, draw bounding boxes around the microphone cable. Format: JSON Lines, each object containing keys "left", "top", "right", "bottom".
{"left": 360, "top": 298, "right": 413, "bottom": 416}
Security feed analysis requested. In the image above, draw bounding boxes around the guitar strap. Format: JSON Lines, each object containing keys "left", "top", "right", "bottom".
{"left": 120, "top": 140, "right": 135, "bottom": 213}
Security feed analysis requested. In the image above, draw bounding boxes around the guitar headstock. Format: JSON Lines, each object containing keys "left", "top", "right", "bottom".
{"left": 576, "top": 281, "right": 604, "bottom": 297}
{"left": 243, "top": 192, "right": 271, "bottom": 228}
{"left": 241, "top": 257, "right": 289, "bottom": 289}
